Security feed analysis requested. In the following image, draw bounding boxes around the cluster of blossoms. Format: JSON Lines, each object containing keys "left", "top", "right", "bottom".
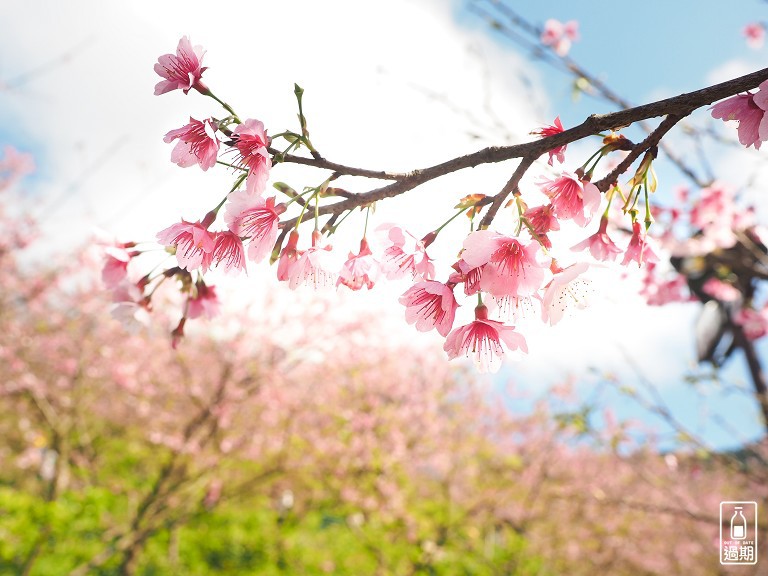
{"left": 0, "top": 145, "right": 35, "bottom": 192}
{"left": 638, "top": 181, "right": 768, "bottom": 346}
{"left": 539, "top": 19, "right": 579, "bottom": 57}
{"left": 664, "top": 82, "right": 768, "bottom": 346}
{"left": 104, "top": 35, "right": 755, "bottom": 372}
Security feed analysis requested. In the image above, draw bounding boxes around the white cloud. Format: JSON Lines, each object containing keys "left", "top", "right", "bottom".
{"left": 0, "top": 0, "right": 550, "bottom": 238}
{"left": 0, "top": 0, "right": 708, "bottom": 386}
{"left": 706, "top": 58, "right": 763, "bottom": 86}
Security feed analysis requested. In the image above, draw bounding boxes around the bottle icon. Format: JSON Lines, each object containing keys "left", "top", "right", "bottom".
{"left": 731, "top": 507, "right": 747, "bottom": 540}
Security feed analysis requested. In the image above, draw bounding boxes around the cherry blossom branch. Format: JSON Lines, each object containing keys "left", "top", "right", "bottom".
{"left": 278, "top": 67, "right": 768, "bottom": 231}
{"left": 144, "top": 37, "right": 768, "bottom": 369}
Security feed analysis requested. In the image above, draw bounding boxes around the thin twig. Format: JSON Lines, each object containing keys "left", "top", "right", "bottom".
{"left": 268, "top": 147, "right": 405, "bottom": 180}
{"left": 479, "top": 155, "right": 535, "bottom": 228}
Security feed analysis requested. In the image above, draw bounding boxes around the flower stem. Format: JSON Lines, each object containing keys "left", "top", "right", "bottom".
{"left": 314, "top": 192, "right": 320, "bottom": 230}
{"left": 580, "top": 145, "right": 607, "bottom": 173}
{"left": 602, "top": 185, "right": 617, "bottom": 219}
{"left": 434, "top": 208, "right": 465, "bottom": 235}
{"left": 205, "top": 90, "right": 241, "bottom": 123}
{"left": 643, "top": 182, "right": 653, "bottom": 230}
{"left": 216, "top": 160, "right": 247, "bottom": 171}
{"left": 326, "top": 208, "right": 355, "bottom": 236}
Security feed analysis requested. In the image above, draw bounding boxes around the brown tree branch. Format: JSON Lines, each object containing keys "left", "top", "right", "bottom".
{"left": 731, "top": 323, "right": 768, "bottom": 434}
{"left": 479, "top": 155, "right": 535, "bottom": 229}
{"left": 276, "top": 67, "right": 768, "bottom": 232}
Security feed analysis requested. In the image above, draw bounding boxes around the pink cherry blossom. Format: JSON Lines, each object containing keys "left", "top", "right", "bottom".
{"left": 621, "top": 221, "right": 658, "bottom": 268}
{"left": 224, "top": 192, "right": 285, "bottom": 263}
{"left": 187, "top": 282, "right": 220, "bottom": 320}
{"left": 399, "top": 280, "right": 458, "bottom": 337}
{"left": 540, "top": 19, "right": 563, "bottom": 46}
{"left": 377, "top": 224, "right": 435, "bottom": 281}
{"left": 541, "top": 262, "right": 593, "bottom": 326}
{"left": 671, "top": 184, "right": 738, "bottom": 253}
{"left": 170, "top": 317, "right": 186, "bottom": 349}
{"left": 744, "top": 22, "right": 765, "bottom": 49}
{"left": 524, "top": 203, "right": 560, "bottom": 248}
{"left": 640, "top": 264, "right": 691, "bottom": 306}
{"left": 732, "top": 205, "right": 757, "bottom": 231}
{"left": 337, "top": 238, "right": 380, "bottom": 291}
{"left": 531, "top": 116, "right": 567, "bottom": 165}
{"left": 0, "top": 146, "right": 35, "bottom": 191}
{"left": 690, "top": 183, "right": 736, "bottom": 231}
{"left": 451, "top": 259, "right": 483, "bottom": 296}
{"left": 154, "top": 36, "right": 207, "bottom": 96}
{"left": 156, "top": 220, "right": 216, "bottom": 270}
{"left": 110, "top": 274, "right": 147, "bottom": 305}
{"left": 644, "top": 277, "right": 691, "bottom": 306}
{"left": 287, "top": 230, "right": 335, "bottom": 289}
{"left": 204, "top": 479, "right": 223, "bottom": 510}
{"left": 110, "top": 301, "right": 151, "bottom": 329}
{"left": 751, "top": 80, "right": 768, "bottom": 140}
{"left": 163, "top": 117, "right": 220, "bottom": 171}
{"left": 571, "top": 216, "right": 622, "bottom": 262}
{"left": 701, "top": 278, "right": 741, "bottom": 303}
{"left": 232, "top": 119, "right": 272, "bottom": 195}
{"left": 537, "top": 172, "right": 601, "bottom": 227}
{"left": 734, "top": 306, "right": 768, "bottom": 340}
{"left": 540, "top": 19, "right": 579, "bottom": 56}
{"left": 443, "top": 304, "right": 527, "bottom": 373}
{"left": 277, "top": 231, "right": 302, "bottom": 282}
{"left": 563, "top": 21, "right": 579, "bottom": 38}
{"left": 461, "top": 230, "right": 550, "bottom": 297}
{"left": 204, "top": 231, "right": 246, "bottom": 274}
{"left": 711, "top": 94, "right": 766, "bottom": 149}
{"left": 102, "top": 246, "right": 134, "bottom": 288}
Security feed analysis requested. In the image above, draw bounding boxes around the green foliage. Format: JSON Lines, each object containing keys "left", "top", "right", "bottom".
{"left": 0, "top": 480, "right": 545, "bottom": 576}
{"left": 0, "top": 484, "right": 122, "bottom": 575}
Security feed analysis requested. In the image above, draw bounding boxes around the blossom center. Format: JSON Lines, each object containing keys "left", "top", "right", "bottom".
{"left": 164, "top": 54, "right": 198, "bottom": 84}
{"left": 412, "top": 290, "right": 445, "bottom": 323}
{"left": 461, "top": 322, "right": 501, "bottom": 357}
{"left": 239, "top": 207, "right": 276, "bottom": 238}
{"left": 234, "top": 134, "right": 268, "bottom": 170}
{"left": 491, "top": 240, "right": 527, "bottom": 275}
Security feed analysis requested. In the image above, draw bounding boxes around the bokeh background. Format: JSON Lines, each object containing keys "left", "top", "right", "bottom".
{"left": 2, "top": 1, "right": 768, "bottom": 574}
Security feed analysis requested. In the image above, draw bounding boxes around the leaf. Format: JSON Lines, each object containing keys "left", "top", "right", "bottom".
{"left": 454, "top": 193, "right": 485, "bottom": 210}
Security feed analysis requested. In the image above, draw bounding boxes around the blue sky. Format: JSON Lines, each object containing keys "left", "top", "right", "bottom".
{"left": 452, "top": 1, "right": 768, "bottom": 449}
{"left": 2, "top": 0, "right": 768, "bottom": 451}
{"left": 457, "top": 0, "right": 766, "bottom": 111}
